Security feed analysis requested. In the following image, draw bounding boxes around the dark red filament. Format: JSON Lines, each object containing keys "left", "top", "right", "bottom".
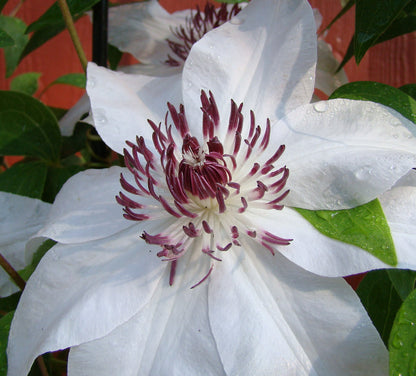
{"left": 116, "top": 90, "right": 292, "bottom": 287}
{"left": 165, "top": 3, "right": 242, "bottom": 66}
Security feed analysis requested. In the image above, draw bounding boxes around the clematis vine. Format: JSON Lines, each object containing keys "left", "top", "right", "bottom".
{"left": 7, "top": 0, "right": 416, "bottom": 375}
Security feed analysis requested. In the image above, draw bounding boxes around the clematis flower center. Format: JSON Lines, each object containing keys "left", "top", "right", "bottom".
{"left": 165, "top": 3, "right": 242, "bottom": 66}
{"left": 117, "top": 91, "right": 292, "bottom": 287}
{"left": 179, "top": 135, "right": 231, "bottom": 200}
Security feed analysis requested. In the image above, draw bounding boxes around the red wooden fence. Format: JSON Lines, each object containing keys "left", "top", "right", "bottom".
{"left": 0, "top": 0, "right": 414, "bottom": 110}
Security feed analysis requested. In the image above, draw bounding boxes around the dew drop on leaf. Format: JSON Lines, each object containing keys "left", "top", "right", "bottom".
{"left": 392, "top": 331, "right": 404, "bottom": 350}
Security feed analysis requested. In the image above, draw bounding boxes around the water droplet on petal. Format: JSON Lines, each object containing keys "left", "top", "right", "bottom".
{"left": 94, "top": 109, "right": 107, "bottom": 124}
{"left": 88, "top": 77, "right": 96, "bottom": 88}
{"left": 355, "top": 167, "right": 371, "bottom": 180}
{"left": 313, "top": 102, "right": 327, "bottom": 113}
{"left": 229, "top": 17, "right": 243, "bottom": 25}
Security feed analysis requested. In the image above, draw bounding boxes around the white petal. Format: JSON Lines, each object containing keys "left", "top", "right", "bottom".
{"left": 183, "top": 0, "right": 317, "bottom": 140}
{"left": 392, "top": 168, "right": 416, "bottom": 187}
{"left": 37, "top": 167, "right": 132, "bottom": 244}
{"left": 108, "top": 0, "right": 187, "bottom": 64}
{"left": 59, "top": 93, "right": 91, "bottom": 136}
{"left": 118, "top": 62, "right": 181, "bottom": 76}
{"left": 313, "top": 9, "right": 322, "bottom": 29}
{"left": 209, "top": 245, "right": 388, "bottom": 375}
{"left": 250, "top": 207, "right": 389, "bottom": 277}
{"left": 273, "top": 99, "right": 416, "bottom": 209}
{"left": 379, "top": 182, "right": 416, "bottom": 271}
{"left": 67, "top": 251, "right": 223, "bottom": 376}
{"left": 0, "top": 193, "right": 50, "bottom": 297}
{"left": 315, "top": 40, "right": 348, "bottom": 96}
{"left": 7, "top": 225, "right": 167, "bottom": 376}
{"left": 87, "top": 62, "right": 182, "bottom": 153}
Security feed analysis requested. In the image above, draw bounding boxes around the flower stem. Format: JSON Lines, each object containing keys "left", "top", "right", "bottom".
{"left": 8, "top": 0, "right": 27, "bottom": 17}
{"left": 36, "top": 357, "right": 49, "bottom": 376}
{"left": 57, "top": 0, "right": 88, "bottom": 71}
{"left": 0, "top": 252, "right": 26, "bottom": 291}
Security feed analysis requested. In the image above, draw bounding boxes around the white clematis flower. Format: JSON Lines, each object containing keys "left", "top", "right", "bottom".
{"left": 7, "top": 0, "right": 416, "bottom": 375}
{"left": 108, "top": 0, "right": 347, "bottom": 95}
{"left": 62, "top": 1, "right": 346, "bottom": 137}
{"left": 0, "top": 192, "right": 50, "bottom": 297}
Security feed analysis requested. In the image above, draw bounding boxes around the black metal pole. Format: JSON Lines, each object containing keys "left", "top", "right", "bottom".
{"left": 92, "top": 0, "right": 108, "bottom": 67}
{"left": 90, "top": 0, "right": 111, "bottom": 164}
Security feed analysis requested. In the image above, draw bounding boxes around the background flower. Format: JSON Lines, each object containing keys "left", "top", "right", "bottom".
{"left": 108, "top": 0, "right": 347, "bottom": 95}
{"left": 63, "top": 0, "right": 347, "bottom": 138}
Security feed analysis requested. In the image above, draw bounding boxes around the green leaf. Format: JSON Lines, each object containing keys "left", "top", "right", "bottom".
{"left": 42, "top": 165, "right": 84, "bottom": 203}
{"left": 0, "top": 161, "right": 48, "bottom": 199}
{"left": 377, "top": 15, "right": 416, "bottom": 44}
{"left": 21, "top": 23, "right": 65, "bottom": 60}
{"left": 330, "top": 81, "right": 416, "bottom": 125}
{"left": 0, "top": 292, "right": 20, "bottom": 314}
{"left": 400, "top": 84, "right": 416, "bottom": 101}
{"left": 356, "top": 270, "right": 403, "bottom": 345}
{"left": 19, "top": 239, "right": 56, "bottom": 281}
{"left": 0, "top": 91, "right": 61, "bottom": 161}
{"left": 338, "top": 2, "right": 416, "bottom": 68}
{"left": 319, "top": 0, "right": 354, "bottom": 35}
{"left": 61, "top": 121, "right": 92, "bottom": 157}
{"left": 0, "top": 311, "right": 13, "bottom": 376}
{"left": 355, "top": 0, "right": 412, "bottom": 63}
{"left": 108, "top": 43, "right": 122, "bottom": 71}
{"left": 0, "top": 0, "right": 7, "bottom": 13}
{"left": 295, "top": 199, "right": 397, "bottom": 266}
{"left": 389, "top": 289, "right": 416, "bottom": 376}
{"left": 0, "top": 27, "right": 14, "bottom": 47}
{"left": 48, "top": 106, "right": 67, "bottom": 120}
{"left": 0, "top": 16, "right": 28, "bottom": 77}
{"left": 49, "top": 73, "right": 86, "bottom": 89}
{"left": 336, "top": 36, "right": 354, "bottom": 72}
{"left": 387, "top": 269, "right": 416, "bottom": 301}
{"left": 10, "top": 72, "right": 41, "bottom": 96}
{"left": 27, "top": 0, "right": 101, "bottom": 32}
{"left": 22, "top": 0, "right": 101, "bottom": 59}
{"left": 32, "top": 239, "right": 56, "bottom": 266}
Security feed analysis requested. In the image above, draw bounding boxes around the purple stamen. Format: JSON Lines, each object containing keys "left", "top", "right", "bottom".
{"left": 117, "top": 90, "right": 292, "bottom": 288}
{"left": 165, "top": 3, "right": 242, "bottom": 67}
